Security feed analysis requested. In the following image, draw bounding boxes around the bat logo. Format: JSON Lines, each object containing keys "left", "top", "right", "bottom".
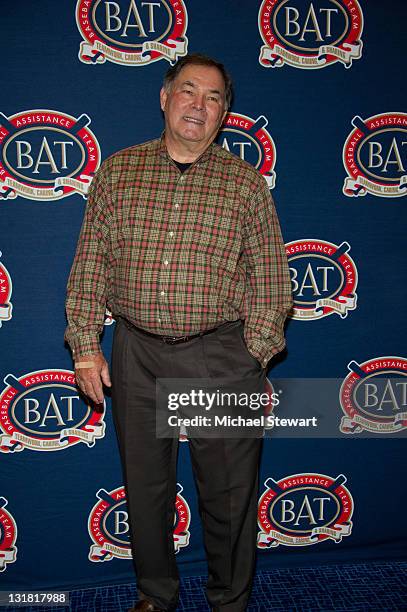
{"left": 0, "top": 252, "right": 12, "bottom": 328}
{"left": 286, "top": 239, "right": 358, "bottom": 320}
{"left": 76, "top": 0, "right": 188, "bottom": 66}
{"left": 218, "top": 113, "right": 277, "bottom": 189}
{"left": 257, "top": 473, "right": 353, "bottom": 547}
{"left": 88, "top": 483, "right": 190, "bottom": 561}
{"left": 343, "top": 112, "right": 407, "bottom": 198}
{"left": 0, "top": 498, "right": 18, "bottom": 571}
{"left": 0, "top": 110, "right": 101, "bottom": 201}
{"left": 340, "top": 356, "right": 407, "bottom": 434}
{"left": 258, "top": 0, "right": 364, "bottom": 70}
{"left": 104, "top": 309, "right": 115, "bottom": 326}
{"left": 0, "top": 370, "right": 106, "bottom": 452}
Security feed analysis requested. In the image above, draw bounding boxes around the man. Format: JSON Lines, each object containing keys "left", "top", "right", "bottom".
{"left": 65, "top": 54, "right": 292, "bottom": 612}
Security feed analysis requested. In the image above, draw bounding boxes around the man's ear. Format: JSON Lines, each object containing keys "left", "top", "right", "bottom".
{"left": 160, "top": 87, "right": 167, "bottom": 112}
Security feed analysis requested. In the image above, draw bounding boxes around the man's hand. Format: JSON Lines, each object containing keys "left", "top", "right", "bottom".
{"left": 74, "top": 352, "right": 111, "bottom": 405}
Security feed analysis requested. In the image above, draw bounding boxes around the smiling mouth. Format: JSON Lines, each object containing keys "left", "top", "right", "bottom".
{"left": 183, "top": 116, "right": 205, "bottom": 125}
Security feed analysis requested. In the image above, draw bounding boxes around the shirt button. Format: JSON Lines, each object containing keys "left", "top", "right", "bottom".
{"left": 157, "top": 317, "right": 161, "bottom": 323}
{"left": 160, "top": 291, "right": 165, "bottom": 296}
{"left": 179, "top": 176, "right": 185, "bottom": 182}
{"left": 169, "top": 231, "right": 174, "bottom": 237}
{"left": 175, "top": 204, "right": 179, "bottom": 209}
{"left": 164, "top": 260, "right": 169, "bottom": 265}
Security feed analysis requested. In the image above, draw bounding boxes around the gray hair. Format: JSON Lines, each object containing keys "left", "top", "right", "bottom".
{"left": 163, "top": 53, "right": 233, "bottom": 109}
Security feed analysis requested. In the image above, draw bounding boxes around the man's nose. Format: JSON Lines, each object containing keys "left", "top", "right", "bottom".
{"left": 192, "top": 94, "right": 206, "bottom": 111}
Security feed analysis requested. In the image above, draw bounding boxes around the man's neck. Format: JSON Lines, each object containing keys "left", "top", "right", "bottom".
{"left": 164, "top": 133, "right": 213, "bottom": 163}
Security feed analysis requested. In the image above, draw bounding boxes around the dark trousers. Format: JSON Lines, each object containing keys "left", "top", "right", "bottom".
{"left": 111, "top": 318, "right": 266, "bottom": 611}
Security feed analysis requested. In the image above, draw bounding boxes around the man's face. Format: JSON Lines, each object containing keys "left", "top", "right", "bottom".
{"left": 160, "top": 64, "right": 227, "bottom": 152}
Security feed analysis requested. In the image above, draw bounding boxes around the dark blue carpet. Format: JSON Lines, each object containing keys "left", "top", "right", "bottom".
{"left": 4, "top": 561, "right": 407, "bottom": 611}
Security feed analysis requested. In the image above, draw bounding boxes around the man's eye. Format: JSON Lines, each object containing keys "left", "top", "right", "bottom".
{"left": 208, "top": 96, "right": 219, "bottom": 102}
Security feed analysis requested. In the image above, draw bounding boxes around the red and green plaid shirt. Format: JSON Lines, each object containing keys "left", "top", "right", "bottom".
{"left": 65, "top": 135, "right": 292, "bottom": 368}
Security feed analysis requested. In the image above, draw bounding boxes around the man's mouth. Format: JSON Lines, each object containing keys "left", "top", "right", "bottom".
{"left": 183, "top": 116, "right": 205, "bottom": 125}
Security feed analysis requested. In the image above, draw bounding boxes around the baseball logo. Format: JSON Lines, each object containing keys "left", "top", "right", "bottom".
{"left": 0, "top": 252, "right": 12, "bottom": 327}
{"left": 88, "top": 483, "right": 190, "bottom": 561}
{"left": 286, "top": 239, "right": 358, "bottom": 320}
{"left": 259, "top": 0, "right": 363, "bottom": 69}
{"left": 0, "top": 110, "right": 100, "bottom": 201}
{"left": 104, "top": 309, "right": 115, "bottom": 326}
{"left": 340, "top": 356, "right": 407, "bottom": 434}
{"left": 0, "top": 370, "right": 106, "bottom": 452}
{"left": 343, "top": 112, "right": 407, "bottom": 197}
{"left": 76, "top": 0, "right": 188, "bottom": 66}
{"left": 258, "top": 473, "right": 353, "bottom": 547}
{"left": 0, "top": 498, "right": 18, "bottom": 571}
{"left": 218, "top": 113, "right": 276, "bottom": 189}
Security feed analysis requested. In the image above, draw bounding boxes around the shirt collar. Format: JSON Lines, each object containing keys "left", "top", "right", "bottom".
{"left": 158, "top": 131, "right": 215, "bottom": 166}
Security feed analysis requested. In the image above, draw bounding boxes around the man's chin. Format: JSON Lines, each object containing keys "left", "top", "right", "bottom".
{"left": 179, "top": 135, "right": 209, "bottom": 146}
{"left": 180, "top": 127, "right": 206, "bottom": 141}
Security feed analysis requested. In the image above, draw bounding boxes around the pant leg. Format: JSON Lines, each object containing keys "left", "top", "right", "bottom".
{"left": 188, "top": 436, "right": 262, "bottom": 612}
{"left": 111, "top": 319, "right": 180, "bottom": 611}
{"left": 174, "top": 320, "right": 266, "bottom": 611}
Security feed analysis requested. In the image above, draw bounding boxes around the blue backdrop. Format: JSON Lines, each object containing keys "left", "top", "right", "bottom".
{"left": 0, "top": 0, "right": 406, "bottom": 592}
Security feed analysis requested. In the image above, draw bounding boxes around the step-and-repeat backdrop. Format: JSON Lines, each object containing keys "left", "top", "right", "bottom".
{"left": 0, "top": 0, "right": 406, "bottom": 592}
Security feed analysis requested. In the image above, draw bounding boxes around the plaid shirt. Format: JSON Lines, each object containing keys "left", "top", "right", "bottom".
{"left": 65, "top": 135, "right": 292, "bottom": 368}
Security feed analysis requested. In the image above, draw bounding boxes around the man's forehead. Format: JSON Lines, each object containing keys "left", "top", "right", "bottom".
{"left": 175, "top": 64, "right": 225, "bottom": 91}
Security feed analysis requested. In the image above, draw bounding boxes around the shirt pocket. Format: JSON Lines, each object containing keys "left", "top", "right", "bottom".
{"left": 189, "top": 202, "right": 243, "bottom": 272}
{"left": 110, "top": 190, "right": 155, "bottom": 257}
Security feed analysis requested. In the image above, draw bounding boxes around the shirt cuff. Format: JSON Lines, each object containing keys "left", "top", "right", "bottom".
{"left": 244, "top": 328, "right": 286, "bottom": 369}
{"left": 68, "top": 335, "right": 102, "bottom": 361}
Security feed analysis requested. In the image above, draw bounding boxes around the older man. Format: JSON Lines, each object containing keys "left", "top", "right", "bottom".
{"left": 65, "top": 54, "right": 292, "bottom": 612}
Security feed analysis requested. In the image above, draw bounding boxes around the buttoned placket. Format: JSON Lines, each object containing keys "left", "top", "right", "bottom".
{"left": 156, "top": 165, "right": 189, "bottom": 327}
{"left": 155, "top": 138, "right": 215, "bottom": 330}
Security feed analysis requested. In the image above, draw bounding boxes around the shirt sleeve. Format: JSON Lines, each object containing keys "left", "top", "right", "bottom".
{"left": 64, "top": 165, "right": 112, "bottom": 360}
{"left": 242, "top": 179, "right": 293, "bottom": 369}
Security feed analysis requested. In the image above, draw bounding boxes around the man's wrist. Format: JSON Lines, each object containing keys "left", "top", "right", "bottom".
{"left": 75, "top": 360, "right": 97, "bottom": 369}
{"left": 69, "top": 335, "right": 102, "bottom": 361}
{"left": 73, "top": 351, "right": 103, "bottom": 363}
